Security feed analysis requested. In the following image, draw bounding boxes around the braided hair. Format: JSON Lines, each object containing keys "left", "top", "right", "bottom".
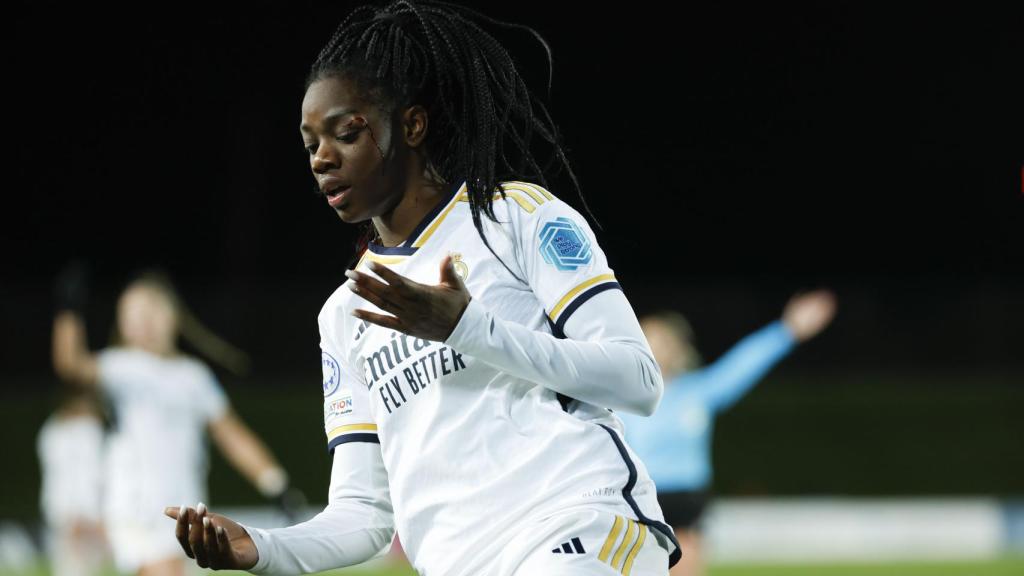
{"left": 306, "top": 0, "right": 600, "bottom": 279}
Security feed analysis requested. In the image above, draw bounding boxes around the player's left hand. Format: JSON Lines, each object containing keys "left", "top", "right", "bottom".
{"left": 345, "top": 253, "right": 471, "bottom": 342}
{"left": 781, "top": 288, "right": 837, "bottom": 342}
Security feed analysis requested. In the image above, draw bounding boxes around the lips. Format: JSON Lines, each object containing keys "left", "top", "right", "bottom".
{"left": 319, "top": 177, "right": 352, "bottom": 208}
{"left": 326, "top": 185, "right": 351, "bottom": 208}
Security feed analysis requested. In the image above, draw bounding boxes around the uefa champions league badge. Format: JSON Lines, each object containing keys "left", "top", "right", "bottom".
{"left": 539, "top": 216, "right": 592, "bottom": 271}
{"left": 322, "top": 351, "right": 341, "bottom": 397}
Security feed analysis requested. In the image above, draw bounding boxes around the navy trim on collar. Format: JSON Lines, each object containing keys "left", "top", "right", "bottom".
{"left": 367, "top": 179, "right": 465, "bottom": 255}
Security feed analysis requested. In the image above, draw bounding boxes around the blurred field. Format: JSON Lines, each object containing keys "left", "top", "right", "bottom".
{"left": 6, "top": 558, "right": 1024, "bottom": 576}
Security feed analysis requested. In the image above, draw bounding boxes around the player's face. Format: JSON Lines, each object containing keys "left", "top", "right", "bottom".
{"left": 117, "top": 285, "right": 177, "bottom": 354}
{"left": 640, "top": 318, "right": 690, "bottom": 380}
{"left": 300, "top": 75, "right": 407, "bottom": 223}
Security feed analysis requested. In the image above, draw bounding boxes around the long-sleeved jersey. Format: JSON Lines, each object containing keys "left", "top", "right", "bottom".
{"left": 245, "top": 179, "right": 680, "bottom": 575}
{"left": 619, "top": 320, "right": 796, "bottom": 492}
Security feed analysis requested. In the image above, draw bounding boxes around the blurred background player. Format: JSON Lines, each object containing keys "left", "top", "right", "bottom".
{"left": 50, "top": 266, "right": 294, "bottom": 576}
{"left": 36, "top": 386, "right": 109, "bottom": 576}
{"left": 620, "top": 289, "right": 837, "bottom": 576}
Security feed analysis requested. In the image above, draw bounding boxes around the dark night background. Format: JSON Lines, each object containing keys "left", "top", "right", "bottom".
{"left": 2, "top": 2, "right": 1021, "bottom": 520}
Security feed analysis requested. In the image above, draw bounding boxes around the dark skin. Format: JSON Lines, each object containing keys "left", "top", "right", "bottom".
{"left": 163, "top": 74, "right": 472, "bottom": 569}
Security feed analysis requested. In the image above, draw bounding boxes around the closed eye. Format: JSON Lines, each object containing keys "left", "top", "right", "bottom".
{"left": 304, "top": 131, "right": 360, "bottom": 155}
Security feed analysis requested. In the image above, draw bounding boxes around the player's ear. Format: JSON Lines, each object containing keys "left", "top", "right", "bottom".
{"left": 401, "top": 104, "right": 428, "bottom": 148}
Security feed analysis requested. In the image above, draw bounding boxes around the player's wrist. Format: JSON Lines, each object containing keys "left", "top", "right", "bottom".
{"left": 442, "top": 296, "right": 485, "bottom": 349}
{"left": 255, "top": 467, "right": 288, "bottom": 499}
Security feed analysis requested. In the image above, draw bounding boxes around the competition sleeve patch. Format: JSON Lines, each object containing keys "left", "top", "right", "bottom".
{"left": 538, "top": 216, "right": 593, "bottom": 271}
{"left": 322, "top": 351, "right": 341, "bottom": 397}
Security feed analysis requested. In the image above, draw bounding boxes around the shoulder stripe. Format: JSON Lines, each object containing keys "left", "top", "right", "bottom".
{"left": 504, "top": 180, "right": 555, "bottom": 201}
{"left": 500, "top": 182, "right": 549, "bottom": 208}
{"left": 457, "top": 190, "right": 537, "bottom": 213}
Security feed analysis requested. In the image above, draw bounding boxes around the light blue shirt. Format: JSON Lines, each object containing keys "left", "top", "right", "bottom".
{"left": 620, "top": 320, "right": 796, "bottom": 492}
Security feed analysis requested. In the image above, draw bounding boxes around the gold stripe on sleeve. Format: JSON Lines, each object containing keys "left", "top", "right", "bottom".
{"left": 598, "top": 515, "right": 625, "bottom": 563}
{"left": 621, "top": 523, "right": 647, "bottom": 575}
{"left": 326, "top": 423, "right": 378, "bottom": 440}
{"left": 548, "top": 273, "right": 617, "bottom": 321}
{"left": 610, "top": 519, "right": 638, "bottom": 570}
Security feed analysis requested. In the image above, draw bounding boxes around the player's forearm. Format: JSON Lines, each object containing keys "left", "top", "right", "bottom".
{"left": 242, "top": 442, "right": 393, "bottom": 575}
{"left": 210, "top": 413, "right": 287, "bottom": 497}
{"left": 244, "top": 506, "right": 393, "bottom": 575}
{"left": 702, "top": 320, "right": 796, "bottom": 409}
{"left": 444, "top": 293, "right": 663, "bottom": 415}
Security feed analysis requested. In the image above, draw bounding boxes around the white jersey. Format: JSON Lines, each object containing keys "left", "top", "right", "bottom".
{"left": 36, "top": 413, "right": 105, "bottom": 526}
{"left": 96, "top": 348, "right": 227, "bottom": 525}
{"left": 318, "top": 180, "right": 680, "bottom": 575}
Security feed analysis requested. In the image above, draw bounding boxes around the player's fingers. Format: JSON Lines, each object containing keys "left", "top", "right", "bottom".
{"left": 215, "top": 525, "right": 234, "bottom": 568}
{"left": 174, "top": 505, "right": 194, "bottom": 559}
{"left": 164, "top": 506, "right": 180, "bottom": 519}
{"left": 203, "top": 516, "right": 222, "bottom": 569}
{"left": 367, "top": 261, "right": 419, "bottom": 293}
{"left": 349, "top": 281, "right": 404, "bottom": 314}
{"left": 346, "top": 268, "right": 395, "bottom": 297}
{"left": 189, "top": 504, "right": 209, "bottom": 568}
{"left": 352, "top": 308, "right": 402, "bottom": 331}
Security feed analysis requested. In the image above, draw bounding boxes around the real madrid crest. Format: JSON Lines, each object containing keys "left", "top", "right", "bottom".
{"left": 451, "top": 252, "right": 469, "bottom": 280}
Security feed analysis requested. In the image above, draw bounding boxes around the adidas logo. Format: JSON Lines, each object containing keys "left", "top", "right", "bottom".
{"left": 353, "top": 319, "right": 369, "bottom": 341}
{"left": 551, "top": 537, "right": 586, "bottom": 554}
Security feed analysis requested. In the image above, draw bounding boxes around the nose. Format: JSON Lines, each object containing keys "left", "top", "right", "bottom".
{"left": 311, "top": 140, "right": 340, "bottom": 173}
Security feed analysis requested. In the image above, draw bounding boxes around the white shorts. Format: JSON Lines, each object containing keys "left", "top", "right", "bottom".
{"left": 490, "top": 507, "right": 671, "bottom": 576}
{"left": 106, "top": 519, "right": 183, "bottom": 573}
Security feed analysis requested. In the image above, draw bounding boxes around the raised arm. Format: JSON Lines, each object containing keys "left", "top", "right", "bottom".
{"left": 699, "top": 289, "right": 837, "bottom": 411}
{"left": 51, "top": 263, "right": 99, "bottom": 386}
{"left": 52, "top": 311, "right": 98, "bottom": 387}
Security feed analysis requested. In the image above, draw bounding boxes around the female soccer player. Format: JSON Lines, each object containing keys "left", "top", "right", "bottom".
{"left": 52, "top": 270, "right": 292, "bottom": 576}
{"left": 166, "top": 1, "right": 680, "bottom": 575}
{"left": 620, "top": 290, "right": 837, "bottom": 576}
{"left": 36, "top": 386, "right": 108, "bottom": 576}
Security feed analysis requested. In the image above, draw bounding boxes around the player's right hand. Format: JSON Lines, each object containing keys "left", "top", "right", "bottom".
{"left": 164, "top": 502, "right": 258, "bottom": 570}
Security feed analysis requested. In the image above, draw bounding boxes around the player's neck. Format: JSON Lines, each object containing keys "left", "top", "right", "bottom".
{"left": 371, "top": 173, "right": 448, "bottom": 247}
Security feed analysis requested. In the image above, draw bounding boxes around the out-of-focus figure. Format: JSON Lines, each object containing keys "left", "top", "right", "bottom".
{"left": 50, "top": 266, "right": 292, "bottom": 576}
{"left": 36, "top": 387, "right": 109, "bottom": 576}
{"left": 620, "top": 289, "right": 837, "bottom": 576}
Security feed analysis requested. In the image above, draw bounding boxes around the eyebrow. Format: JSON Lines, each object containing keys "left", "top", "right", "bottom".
{"left": 299, "top": 107, "right": 358, "bottom": 132}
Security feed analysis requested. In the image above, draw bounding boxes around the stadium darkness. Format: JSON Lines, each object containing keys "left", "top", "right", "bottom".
{"left": 3, "top": 2, "right": 1022, "bottom": 515}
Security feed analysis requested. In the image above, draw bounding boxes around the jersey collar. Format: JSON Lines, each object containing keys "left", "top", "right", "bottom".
{"left": 366, "top": 179, "right": 467, "bottom": 256}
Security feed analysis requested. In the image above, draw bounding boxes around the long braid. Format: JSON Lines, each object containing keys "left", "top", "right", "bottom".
{"left": 309, "top": 0, "right": 599, "bottom": 278}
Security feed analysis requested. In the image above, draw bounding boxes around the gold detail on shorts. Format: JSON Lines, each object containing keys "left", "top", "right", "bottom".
{"left": 611, "top": 518, "right": 637, "bottom": 570}
{"left": 598, "top": 515, "right": 625, "bottom": 562}
{"left": 621, "top": 523, "right": 647, "bottom": 575}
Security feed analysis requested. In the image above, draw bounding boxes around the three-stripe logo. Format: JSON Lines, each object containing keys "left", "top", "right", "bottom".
{"left": 551, "top": 536, "right": 586, "bottom": 554}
